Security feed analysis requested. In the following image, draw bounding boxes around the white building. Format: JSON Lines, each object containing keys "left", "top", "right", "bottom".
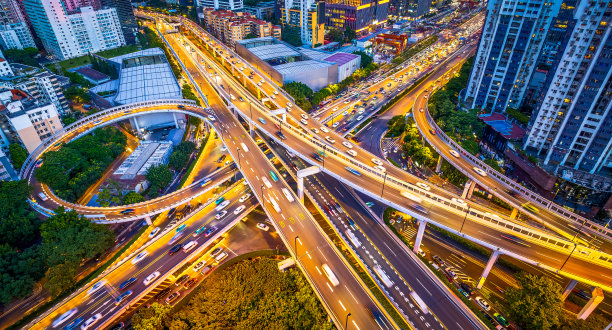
{"left": 0, "top": 49, "right": 13, "bottom": 77}
{"left": 113, "top": 141, "right": 173, "bottom": 180}
{"left": 197, "top": 0, "right": 243, "bottom": 10}
{"left": 0, "top": 0, "right": 37, "bottom": 49}
{"left": 22, "top": 0, "right": 125, "bottom": 60}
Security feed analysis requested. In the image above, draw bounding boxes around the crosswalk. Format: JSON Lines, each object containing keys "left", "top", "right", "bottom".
{"left": 382, "top": 138, "right": 402, "bottom": 153}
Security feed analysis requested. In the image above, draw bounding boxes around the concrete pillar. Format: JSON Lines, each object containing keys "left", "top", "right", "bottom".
{"left": 467, "top": 181, "right": 476, "bottom": 199}
{"left": 297, "top": 176, "right": 305, "bottom": 203}
{"left": 510, "top": 208, "right": 519, "bottom": 219}
{"left": 144, "top": 216, "right": 152, "bottom": 226}
{"left": 296, "top": 166, "right": 320, "bottom": 205}
{"left": 578, "top": 287, "right": 604, "bottom": 320}
{"left": 461, "top": 180, "right": 475, "bottom": 199}
{"left": 561, "top": 279, "right": 578, "bottom": 301}
{"left": 413, "top": 220, "right": 427, "bottom": 254}
{"left": 173, "top": 112, "right": 179, "bottom": 128}
{"left": 435, "top": 155, "right": 442, "bottom": 173}
{"left": 476, "top": 249, "right": 500, "bottom": 289}
{"left": 282, "top": 113, "right": 287, "bottom": 123}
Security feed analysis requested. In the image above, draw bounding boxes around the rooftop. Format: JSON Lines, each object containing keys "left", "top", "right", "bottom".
{"left": 479, "top": 113, "right": 525, "bottom": 140}
{"left": 324, "top": 52, "right": 359, "bottom": 66}
{"left": 249, "top": 43, "right": 300, "bottom": 61}
{"left": 274, "top": 60, "right": 332, "bottom": 75}
{"left": 75, "top": 67, "right": 109, "bottom": 82}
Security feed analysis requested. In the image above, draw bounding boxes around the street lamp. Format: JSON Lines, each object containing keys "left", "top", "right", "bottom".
{"left": 235, "top": 147, "right": 242, "bottom": 181}
{"left": 570, "top": 219, "right": 586, "bottom": 242}
{"left": 380, "top": 172, "right": 388, "bottom": 197}
{"left": 345, "top": 313, "right": 352, "bottom": 330}
{"left": 460, "top": 206, "right": 470, "bottom": 233}
{"left": 559, "top": 243, "right": 577, "bottom": 272}
{"left": 294, "top": 235, "right": 300, "bottom": 256}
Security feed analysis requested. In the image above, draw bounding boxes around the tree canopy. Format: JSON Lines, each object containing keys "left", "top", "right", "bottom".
{"left": 3, "top": 47, "right": 40, "bottom": 67}
{"left": 8, "top": 143, "right": 28, "bottom": 170}
{"left": 505, "top": 272, "right": 563, "bottom": 329}
{"left": 327, "top": 28, "right": 343, "bottom": 43}
{"left": 168, "top": 141, "right": 196, "bottom": 171}
{"left": 283, "top": 81, "right": 314, "bottom": 111}
{"left": 281, "top": 26, "right": 303, "bottom": 47}
{"left": 146, "top": 164, "right": 173, "bottom": 197}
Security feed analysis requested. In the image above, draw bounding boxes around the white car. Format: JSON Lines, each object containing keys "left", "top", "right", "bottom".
{"left": 270, "top": 94, "right": 276, "bottom": 99}
{"left": 239, "top": 193, "right": 251, "bottom": 202}
{"left": 320, "top": 126, "right": 329, "bottom": 133}
{"left": 207, "top": 115, "right": 216, "bottom": 121}
{"left": 148, "top": 227, "right": 160, "bottom": 239}
{"left": 416, "top": 182, "right": 431, "bottom": 191}
{"left": 371, "top": 158, "right": 383, "bottom": 166}
{"left": 300, "top": 119, "right": 308, "bottom": 125}
{"left": 375, "top": 165, "right": 386, "bottom": 172}
{"left": 449, "top": 149, "right": 460, "bottom": 158}
{"left": 132, "top": 251, "right": 148, "bottom": 264}
{"left": 311, "top": 128, "right": 320, "bottom": 134}
{"left": 475, "top": 296, "right": 491, "bottom": 311}
{"left": 193, "top": 260, "right": 206, "bottom": 272}
{"left": 332, "top": 122, "right": 339, "bottom": 128}
{"left": 215, "top": 210, "right": 227, "bottom": 220}
{"left": 234, "top": 205, "right": 246, "bottom": 214}
{"left": 326, "top": 136, "right": 335, "bottom": 144}
{"left": 257, "top": 223, "right": 270, "bottom": 231}
{"left": 143, "top": 271, "right": 161, "bottom": 286}
{"left": 452, "top": 198, "right": 468, "bottom": 206}
{"left": 358, "top": 109, "right": 365, "bottom": 114}
{"left": 52, "top": 308, "right": 78, "bottom": 328}
{"left": 216, "top": 199, "right": 230, "bottom": 210}
{"left": 473, "top": 167, "right": 487, "bottom": 177}
{"left": 342, "top": 141, "right": 353, "bottom": 149}
{"left": 81, "top": 313, "right": 102, "bottom": 330}
{"left": 287, "top": 102, "right": 293, "bottom": 108}
{"left": 273, "top": 90, "right": 279, "bottom": 95}
{"left": 356, "top": 115, "right": 364, "bottom": 121}
{"left": 347, "top": 150, "right": 357, "bottom": 157}
{"left": 87, "top": 280, "right": 107, "bottom": 296}
{"left": 301, "top": 114, "right": 309, "bottom": 120}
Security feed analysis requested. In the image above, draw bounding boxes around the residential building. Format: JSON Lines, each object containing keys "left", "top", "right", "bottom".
{"left": 0, "top": 0, "right": 36, "bottom": 49}
{"left": 523, "top": 0, "right": 611, "bottom": 176}
{"left": 113, "top": 141, "right": 173, "bottom": 180}
{"left": 324, "top": 0, "right": 389, "bottom": 38}
{"left": 406, "top": 0, "right": 432, "bottom": 18}
{"left": 0, "top": 49, "right": 13, "bottom": 77}
{"left": 0, "top": 148, "right": 18, "bottom": 181}
{"left": 276, "top": 0, "right": 325, "bottom": 47}
{"left": 1, "top": 65, "right": 70, "bottom": 115}
{"left": 197, "top": 0, "right": 243, "bottom": 10}
{"left": 0, "top": 88, "right": 63, "bottom": 153}
{"left": 100, "top": 0, "right": 138, "bottom": 44}
{"left": 462, "top": 0, "right": 563, "bottom": 112}
{"left": 22, "top": 0, "right": 125, "bottom": 60}
{"left": 241, "top": 1, "right": 275, "bottom": 20}
{"left": 201, "top": 9, "right": 281, "bottom": 48}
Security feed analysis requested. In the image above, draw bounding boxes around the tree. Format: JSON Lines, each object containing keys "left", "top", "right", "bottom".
{"left": 327, "top": 28, "right": 343, "bottom": 43}
{"left": 132, "top": 302, "right": 172, "bottom": 330}
{"left": 282, "top": 26, "right": 303, "bottom": 47}
{"left": 3, "top": 47, "right": 40, "bottom": 67}
{"left": 460, "top": 139, "right": 479, "bottom": 155}
{"left": 0, "top": 244, "right": 45, "bottom": 304}
{"left": 0, "top": 180, "right": 40, "bottom": 247}
{"left": 97, "top": 188, "right": 120, "bottom": 207}
{"left": 353, "top": 51, "right": 372, "bottom": 69}
{"left": 505, "top": 272, "right": 563, "bottom": 330}
{"left": 8, "top": 143, "right": 28, "bottom": 170}
{"left": 64, "top": 86, "right": 92, "bottom": 103}
{"left": 245, "top": 33, "right": 257, "bottom": 39}
{"left": 344, "top": 27, "right": 356, "bottom": 42}
{"left": 45, "top": 263, "right": 77, "bottom": 297}
{"left": 145, "top": 164, "right": 173, "bottom": 195}
{"left": 122, "top": 191, "right": 145, "bottom": 205}
{"left": 283, "top": 82, "right": 314, "bottom": 111}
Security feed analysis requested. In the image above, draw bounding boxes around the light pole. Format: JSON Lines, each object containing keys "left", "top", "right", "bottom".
{"left": 460, "top": 206, "right": 470, "bottom": 233}
{"left": 380, "top": 172, "right": 387, "bottom": 197}
{"left": 560, "top": 243, "right": 577, "bottom": 272}
{"left": 294, "top": 235, "right": 300, "bottom": 256}
{"left": 345, "top": 313, "right": 352, "bottom": 330}
{"left": 570, "top": 219, "right": 586, "bottom": 242}
{"left": 260, "top": 184, "right": 265, "bottom": 208}
{"left": 235, "top": 147, "right": 242, "bottom": 181}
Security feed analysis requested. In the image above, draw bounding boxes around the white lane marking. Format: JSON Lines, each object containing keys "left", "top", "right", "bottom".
{"left": 250, "top": 168, "right": 254, "bottom": 172}
{"left": 383, "top": 242, "right": 397, "bottom": 256}
{"left": 315, "top": 266, "right": 322, "bottom": 275}
{"left": 281, "top": 214, "right": 286, "bottom": 219}
{"left": 456, "top": 322, "right": 465, "bottom": 330}
{"left": 415, "top": 278, "right": 432, "bottom": 296}
{"left": 326, "top": 282, "right": 334, "bottom": 292}
{"left": 477, "top": 230, "right": 501, "bottom": 240}
{"left": 339, "top": 300, "right": 346, "bottom": 311}
{"left": 352, "top": 320, "right": 360, "bottom": 330}
{"left": 536, "top": 252, "right": 562, "bottom": 262}
{"left": 306, "top": 251, "right": 312, "bottom": 260}
{"left": 346, "top": 287, "right": 358, "bottom": 304}
{"left": 288, "top": 225, "right": 294, "bottom": 232}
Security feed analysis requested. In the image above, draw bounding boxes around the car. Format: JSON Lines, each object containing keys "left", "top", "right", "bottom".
{"left": 119, "top": 277, "right": 136, "bottom": 291}
{"left": 346, "top": 167, "right": 361, "bottom": 176}
{"left": 52, "top": 308, "right": 79, "bottom": 328}
{"left": 269, "top": 170, "right": 279, "bottom": 182}
{"left": 168, "top": 244, "right": 183, "bottom": 255}
{"left": 215, "top": 196, "right": 225, "bottom": 205}
{"left": 63, "top": 317, "right": 83, "bottom": 330}
{"left": 311, "top": 127, "right": 320, "bottom": 134}
{"left": 523, "top": 203, "right": 539, "bottom": 213}
{"left": 193, "top": 261, "right": 207, "bottom": 272}
{"left": 445, "top": 268, "right": 458, "bottom": 279}
{"left": 215, "top": 210, "right": 227, "bottom": 220}
{"left": 183, "top": 241, "right": 198, "bottom": 252}
{"left": 371, "top": 158, "right": 383, "bottom": 166}
{"left": 300, "top": 113, "right": 309, "bottom": 120}
{"left": 287, "top": 102, "right": 293, "bottom": 108}
{"left": 193, "top": 226, "right": 207, "bottom": 237}
{"left": 332, "top": 122, "right": 340, "bottom": 128}
{"left": 184, "top": 278, "right": 198, "bottom": 289}
{"left": 204, "top": 226, "right": 217, "bottom": 237}
{"left": 365, "top": 202, "right": 374, "bottom": 207}
{"left": 165, "top": 292, "right": 181, "bottom": 304}
{"left": 210, "top": 247, "right": 223, "bottom": 257}
{"left": 449, "top": 149, "right": 460, "bottom": 158}
{"left": 416, "top": 182, "right": 431, "bottom": 191}
{"left": 313, "top": 153, "right": 323, "bottom": 162}
{"left": 273, "top": 90, "right": 279, "bottom": 95}
{"left": 458, "top": 288, "right": 470, "bottom": 299}
{"left": 81, "top": 313, "right": 103, "bottom": 329}
{"left": 144, "top": 271, "right": 161, "bottom": 286}
{"left": 473, "top": 167, "right": 487, "bottom": 176}
{"left": 148, "top": 227, "right": 161, "bottom": 239}
{"left": 319, "top": 126, "right": 330, "bottom": 133}
{"left": 452, "top": 198, "right": 468, "bottom": 206}
{"left": 239, "top": 193, "right": 251, "bottom": 202}
{"left": 475, "top": 296, "right": 491, "bottom": 311}
{"left": 174, "top": 274, "right": 190, "bottom": 286}
{"left": 375, "top": 165, "right": 386, "bottom": 172}
{"left": 257, "top": 223, "right": 270, "bottom": 231}
{"left": 356, "top": 115, "right": 364, "bottom": 121}
{"left": 168, "top": 232, "right": 183, "bottom": 245}
{"left": 119, "top": 208, "right": 135, "bottom": 215}
{"left": 234, "top": 205, "right": 246, "bottom": 214}
{"left": 342, "top": 141, "right": 353, "bottom": 149}
{"left": 207, "top": 115, "right": 216, "bottom": 121}
{"left": 176, "top": 224, "right": 187, "bottom": 233}
{"left": 493, "top": 313, "right": 509, "bottom": 327}
{"left": 216, "top": 199, "right": 230, "bottom": 211}
{"left": 300, "top": 119, "right": 308, "bottom": 125}
{"left": 132, "top": 251, "right": 148, "bottom": 264}
{"left": 276, "top": 131, "right": 286, "bottom": 140}
{"left": 347, "top": 150, "right": 357, "bottom": 157}
{"left": 258, "top": 117, "right": 266, "bottom": 124}
{"left": 325, "top": 136, "right": 335, "bottom": 144}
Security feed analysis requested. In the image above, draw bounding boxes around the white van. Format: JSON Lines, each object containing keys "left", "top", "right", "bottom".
{"left": 322, "top": 264, "right": 339, "bottom": 286}
{"left": 240, "top": 142, "right": 249, "bottom": 152}
{"left": 38, "top": 192, "right": 48, "bottom": 201}
{"left": 182, "top": 241, "right": 198, "bottom": 253}
{"left": 282, "top": 188, "right": 295, "bottom": 203}
{"left": 215, "top": 252, "right": 228, "bottom": 263}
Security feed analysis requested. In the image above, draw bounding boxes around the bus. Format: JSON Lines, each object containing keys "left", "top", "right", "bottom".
{"left": 321, "top": 264, "right": 339, "bottom": 286}
{"left": 269, "top": 170, "right": 279, "bottom": 182}
{"left": 345, "top": 230, "right": 361, "bottom": 248}
{"left": 401, "top": 191, "right": 423, "bottom": 203}
{"left": 373, "top": 265, "right": 393, "bottom": 288}
{"left": 410, "top": 291, "right": 429, "bottom": 314}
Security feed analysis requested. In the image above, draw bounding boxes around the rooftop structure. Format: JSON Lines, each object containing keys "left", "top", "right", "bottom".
{"left": 114, "top": 141, "right": 173, "bottom": 180}
{"left": 75, "top": 67, "right": 111, "bottom": 84}
{"left": 275, "top": 0, "right": 325, "bottom": 47}
{"left": 200, "top": 8, "right": 280, "bottom": 48}
{"left": 479, "top": 113, "right": 525, "bottom": 140}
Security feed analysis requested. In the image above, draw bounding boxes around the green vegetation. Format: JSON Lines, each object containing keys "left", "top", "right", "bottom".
{"left": 440, "top": 160, "right": 468, "bottom": 186}
{"left": 35, "top": 127, "right": 127, "bottom": 202}
{"left": 8, "top": 143, "right": 28, "bottom": 170}
{"left": 505, "top": 108, "right": 530, "bottom": 125}
{"left": 181, "top": 84, "right": 200, "bottom": 105}
{"left": 354, "top": 51, "right": 373, "bottom": 68}
{"left": 90, "top": 55, "right": 118, "bottom": 79}
{"left": 282, "top": 81, "right": 314, "bottom": 111}
{"left": 168, "top": 141, "right": 196, "bottom": 171}
{"left": 3, "top": 47, "right": 40, "bottom": 67}
{"left": 505, "top": 272, "right": 563, "bottom": 329}
{"left": 178, "top": 134, "right": 209, "bottom": 188}
{"left": 123, "top": 191, "right": 145, "bottom": 205}
{"left": 138, "top": 258, "right": 333, "bottom": 329}
{"left": 327, "top": 28, "right": 344, "bottom": 43}
{"left": 62, "top": 70, "right": 93, "bottom": 88}
{"left": 471, "top": 190, "right": 512, "bottom": 210}
{"left": 145, "top": 164, "right": 173, "bottom": 197}
{"left": 61, "top": 113, "right": 79, "bottom": 126}
{"left": 56, "top": 45, "right": 141, "bottom": 70}
{"left": 64, "top": 86, "right": 92, "bottom": 103}
{"left": 281, "top": 26, "right": 303, "bottom": 47}
{"left": 391, "top": 35, "right": 439, "bottom": 68}
{"left": 141, "top": 26, "right": 182, "bottom": 77}
{"left": 386, "top": 115, "right": 406, "bottom": 137}
{"left": 403, "top": 118, "right": 437, "bottom": 168}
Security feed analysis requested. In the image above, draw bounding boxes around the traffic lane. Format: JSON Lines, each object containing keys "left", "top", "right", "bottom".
{"left": 318, "top": 175, "right": 482, "bottom": 329}
{"left": 41, "top": 184, "right": 254, "bottom": 329}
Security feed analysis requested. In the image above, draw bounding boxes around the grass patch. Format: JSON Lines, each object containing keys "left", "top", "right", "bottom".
{"left": 177, "top": 133, "right": 210, "bottom": 188}
{"left": 387, "top": 157, "right": 400, "bottom": 168}
{"left": 56, "top": 45, "right": 142, "bottom": 70}
{"left": 95, "top": 45, "right": 141, "bottom": 58}
{"left": 9, "top": 224, "right": 150, "bottom": 330}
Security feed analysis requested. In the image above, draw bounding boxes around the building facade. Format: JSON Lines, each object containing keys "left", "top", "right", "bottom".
{"left": 276, "top": 0, "right": 325, "bottom": 46}
{"left": 324, "top": 0, "right": 389, "bottom": 37}
{"left": 242, "top": 1, "right": 275, "bottom": 20}
{"left": 0, "top": 148, "right": 18, "bottom": 181}
{"left": 100, "top": 0, "right": 138, "bottom": 44}
{"left": 197, "top": 0, "right": 243, "bottom": 10}
{"left": 462, "top": 0, "right": 563, "bottom": 112}
{"left": 22, "top": 0, "right": 125, "bottom": 60}
{"left": 523, "top": 0, "right": 611, "bottom": 175}
{"left": 201, "top": 9, "right": 281, "bottom": 47}
{"left": 0, "top": 0, "right": 36, "bottom": 49}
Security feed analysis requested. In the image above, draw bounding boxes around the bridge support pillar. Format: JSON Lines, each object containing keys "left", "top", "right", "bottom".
{"left": 578, "top": 287, "right": 604, "bottom": 320}
{"left": 461, "top": 180, "right": 476, "bottom": 199}
{"left": 297, "top": 166, "right": 321, "bottom": 204}
{"left": 561, "top": 279, "right": 578, "bottom": 301}
{"left": 510, "top": 208, "right": 519, "bottom": 219}
{"left": 144, "top": 216, "right": 152, "bottom": 226}
{"left": 282, "top": 113, "right": 287, "bottom": 123}
{"left": 476, "top": 249, "right": 500, "bottom": 289}
{"left": 413, "top": 220, "right": 427, "bottom": 254}
{"left": 435, "top": 155, "right": 442, "bottom": 173}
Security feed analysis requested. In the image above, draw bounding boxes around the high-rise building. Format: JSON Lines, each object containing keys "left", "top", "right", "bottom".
{"left": 201, "top": 9, "right": 281, "bottom": 48}
{"left": 0, "top": 0, "right": 36, "bottom": 49}
{"left": 523, "top": 0, "right": 611, "bottom": 175}
{"left": 0, "top": 49, "right": 14, "bottom": 77}
{"left": 197, "top": 0, "right": 243, "bottom": 10}
{"left": 276, "top": 0, "right": 325, "bottom": 46}
{"left": 100, "top": 0, "right": 138, "bottom": 44}
{"left": 324, "top": 0, "right": 389, "bottom": 38}
{"left": 0, "top": 148, "right": 18, "bottom": 181}
{"left": 462, "top": 0, "right": 564, "bottom": 112}
{"left": 22, "top": 1, "right": 125, "bottom": 60}
{"left": 406, "top": 0, "right": 432, "bottom": 18}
